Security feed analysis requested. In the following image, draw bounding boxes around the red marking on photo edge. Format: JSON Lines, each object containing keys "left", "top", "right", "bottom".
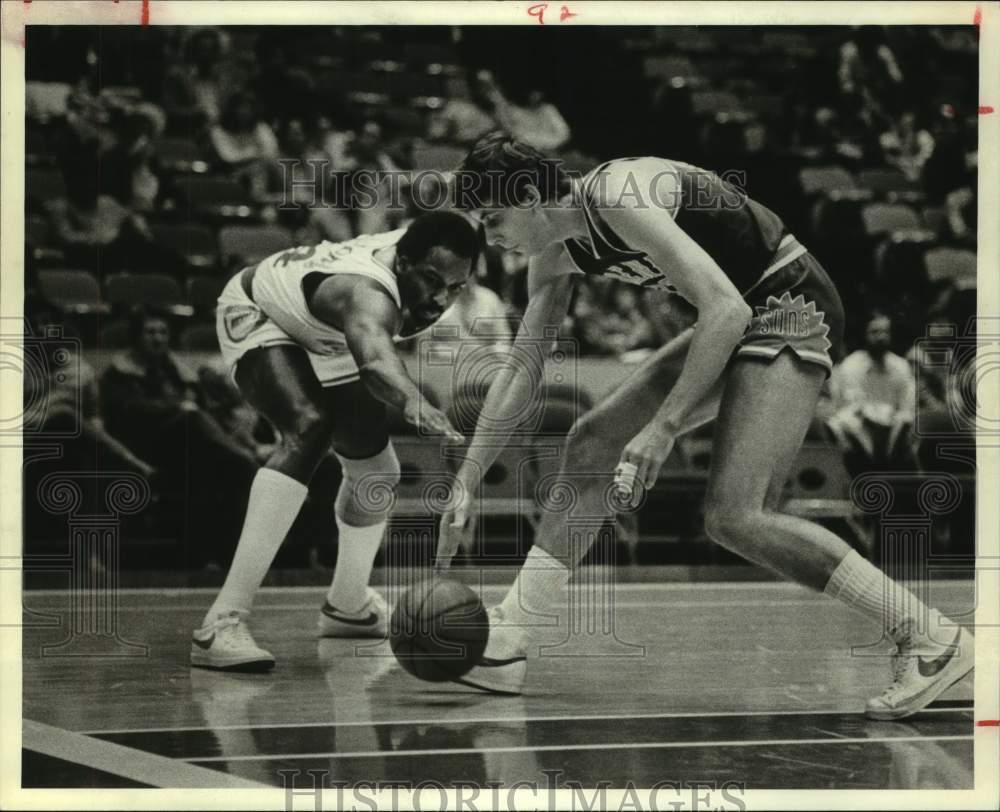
{"left": 980, "top": 106, "right": 995, "bottom": 115}
{"left": 141, "top": 0, "right": 150, "bottom": 26}
{"left": 977, "top": 719, "right": 1000, "bottom": 727}
{"left": 973, "top": 6, "right": 981, "bottom": 26}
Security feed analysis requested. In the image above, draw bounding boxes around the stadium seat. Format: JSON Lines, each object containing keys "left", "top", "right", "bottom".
{"left": 345, "top": 72, "right": 392, "bottom": 107}
{"left": 809, "top": 189, "right": 872, "bottom": 237}
{"left": 173, "top": 176, "right": 255, "bottom": 221}
{"left": 856, "top": 168, "right": 923, "bottom": 203}
{"left": 218, "top": 224, "right": 294, "bottom": 268}
{"left": 178, "top": 321, "right": 220, "bottom": 351}
{"left": 412, "top": 144, "right": 466, "bottom": 172}
{"left": 861, "top": 202, "right": 922, "bottom": 238}
{"left": 150, "top": 224, "right": 219, "bottom": 270}
{"left": 105, "top": 272, "right": 193, "bottom": 315}
{"left": 185, "top": 275, "right": 225, "bottom": 311}
{"left": 37, "top": 269, "right": 109, "bottom": 314}
{"left": 786, "top": 444, "right": 851, "bottom": 499}
{"left": 26, "top": 81, "right": 72, "bottom": 120}
{"left": 155, "top": 137, "right": 210, "bottom": 174}
{"left": 921, "top": 206, "right": 948, "bottom": 237}
{"left": 798, "top": 166, "right": 856, "bottom": 198}
{"left": 924, "top": 247, "right": 977, "bottom": 287}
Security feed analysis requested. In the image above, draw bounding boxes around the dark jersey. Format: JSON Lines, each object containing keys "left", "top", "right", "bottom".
{"left": 562, "top": 158, "right": 789, "bottom": 297}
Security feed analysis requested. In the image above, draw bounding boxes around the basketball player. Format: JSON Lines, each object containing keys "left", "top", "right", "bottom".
{"left": 192, "top": 212, "right": 478, "bottom": 671}
{"left": 438, "top": 134, "right": 973, "bottom": 720}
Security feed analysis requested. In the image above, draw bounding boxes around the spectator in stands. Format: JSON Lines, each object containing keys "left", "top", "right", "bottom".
{"left": 880, "top": 109, "right": 935, "bottom": 182}
{"left": 337, "top": 119, "right": 408, "bottom": 235}
{"left": 426, "top": 72, "right": 499, "bottom": 145}
{"left": 827, "top": 311, "right": 918, "bottom": 475}
{"left": 477, "top": 71, "right": 572, "bottom": 152}
{"left": 837, "top": 27, "right": 904, "bottom": 125}
{"left": 44, "top": 166, "right": 179, "bottom": 275}
{"left": 23, "top": 332, "right": 155, "bottom": 480}
{"left": 209, "top": 91, "right": 282, "bottom": 200}
{"left": 100, "top": 309, "right": 258, "bottom": 566}
{"left": 572, "top": 281, "right": 658, "bottom": 357}
{"left": 248, "top": 35, "right": 318, "bottom": 128}
{"left": 945, "top": 185, "right": 976, "bottom": 246}
{"left": 162, "top": 27, "right": 234, "bottom": 128}
{"left": 921, "top": 103, "right": 974, "bottom": 204}
{"left": 58, "top": 85, "right": 166, "bottom": 212}
{"left": 812, "top": 104, "right": 881, "bottom": 168}
{"left": 832, "top": 311, "right": 915, "bottom": 417}
{"left": 278, "top": 118, "right": 353, "bottom": 243}
{"left": 197, "top": 365, "right": 276, "bottom": 464}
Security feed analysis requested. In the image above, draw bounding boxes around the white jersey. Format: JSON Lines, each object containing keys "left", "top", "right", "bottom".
{"left": 216, "top": 229, "right": 442, "bottom": 388}
{"left": 248, "top": 229, "right": 405, "bottom": 356}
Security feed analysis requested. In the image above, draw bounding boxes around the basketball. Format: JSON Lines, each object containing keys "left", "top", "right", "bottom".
{"left": 389, "top": 577, "right": 489, "bottom": 682}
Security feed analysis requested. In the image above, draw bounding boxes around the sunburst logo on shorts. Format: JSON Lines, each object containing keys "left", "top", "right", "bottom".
{"left": 753, "top": 292, "right": 831, "bottom": 348}
{"left": 223, "top": 305, "right": 267, "bottom": 343}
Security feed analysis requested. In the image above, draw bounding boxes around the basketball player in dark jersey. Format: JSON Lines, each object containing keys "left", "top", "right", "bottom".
{"left": 437, "top": 133, "right": 973, "bottom": 720}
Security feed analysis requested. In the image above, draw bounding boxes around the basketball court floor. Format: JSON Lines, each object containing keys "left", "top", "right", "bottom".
{"left": 21, "top": 576, "right": 976, "bottom": 790}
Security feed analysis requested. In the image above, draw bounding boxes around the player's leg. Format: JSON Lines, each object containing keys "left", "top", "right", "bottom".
{"left": 461, "top": 330, "right": 721, "bottom": 693}
{"left": 193, "top": 345, "right": 338, "bottom": 670}
{"left": 317, "top": 381, "right": 399, "bottom": 637}
{"left": 703, "top": 350, "right": 973, "bottom": 719}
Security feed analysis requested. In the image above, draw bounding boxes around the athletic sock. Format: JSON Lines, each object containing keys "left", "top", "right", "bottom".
{"left": 326, "top": 517, "right": 386, "bottom": 612}
{"left": 823, "top": 549, "right": 951, "bottom": 647}
{"left": 203, "top": 469, "right": 308, "bottom": 627}
{"left": 498, "top": 546, "right": 571, "bottom": 634}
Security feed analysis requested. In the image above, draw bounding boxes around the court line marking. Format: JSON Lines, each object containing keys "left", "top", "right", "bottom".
{"left": 55, "top": 599, "right": 835, "bottom": 613}
{"left": 22, "top": 719, "right": 270, "bottom": 788}
{"left": 23, "top": 580, "right": 973, "bottom": 598}
{"left": 79, "top": 704, "right": 971, "bottom": 736}
{"left": 185, "top": 733, "right": 975, "bottom": 763}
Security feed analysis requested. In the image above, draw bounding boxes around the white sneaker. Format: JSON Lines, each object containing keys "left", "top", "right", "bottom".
{"left": 453, "top": 606, "right": 527, "bottom": 696}
{"left": 190, "top": 610, "right": 275, "bottom": 673}
{"left": 318, "top": 588, "right": 388, "bottom": 639}
{"left": 866, "top": 615, "right": 974, "bottom": 721}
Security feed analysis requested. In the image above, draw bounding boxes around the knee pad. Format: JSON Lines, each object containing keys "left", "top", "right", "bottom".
{"left": 335, "top": 442, "right": 401, "bottom": 523}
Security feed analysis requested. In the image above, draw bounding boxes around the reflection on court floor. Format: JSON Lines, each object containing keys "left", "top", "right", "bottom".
{"left": 22, "top": 580, "right": 975, "bottom": 789}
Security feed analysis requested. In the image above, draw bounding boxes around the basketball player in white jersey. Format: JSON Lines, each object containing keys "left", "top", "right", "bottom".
{"left": 191, "top": 212, "right": 478, "bottom": 671}
{"left": 437, "top": 134, "right": 973, "bottom": 720}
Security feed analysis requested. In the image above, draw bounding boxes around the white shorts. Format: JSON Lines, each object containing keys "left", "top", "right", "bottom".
{"left": 216, "top": 272, "right": 363, "bottom": 387}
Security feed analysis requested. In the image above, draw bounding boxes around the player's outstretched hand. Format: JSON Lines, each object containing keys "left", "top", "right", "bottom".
{"left": 616, "top": 422, "right": 677, "bottom": 508}
{"left": 435, "top": 479, "right": 476, "bottom": 572}
{"left": 404, "top": 400, "right": 465, "bottom": 445}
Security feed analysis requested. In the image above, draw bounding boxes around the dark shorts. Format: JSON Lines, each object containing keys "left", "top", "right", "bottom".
{"left": 736, "top": 251, "right": 846, "bottom": 375}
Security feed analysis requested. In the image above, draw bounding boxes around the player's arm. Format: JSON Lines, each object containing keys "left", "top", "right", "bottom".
{"left": 453, "top": 245, "right": 576, "bottom": 496}
{"left": 338, "top": 281, "right": 463, "bottom": 442}
{"left": 599, "top": 160, "right": 751, "bottom": 487}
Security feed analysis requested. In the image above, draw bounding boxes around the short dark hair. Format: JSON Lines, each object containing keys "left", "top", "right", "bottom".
{"left": 452, "top": 131, "right": 568, "bottom": 209}
{"left": 397, "top": 211, "right": 480, "bottom": 269}
{"left": 127, "top": 306, "right": 171, "bottom": 346}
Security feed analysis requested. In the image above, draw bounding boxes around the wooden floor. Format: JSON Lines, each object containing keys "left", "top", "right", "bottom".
{"left": 21, "top": 578, "right": 976, "bottom": 790}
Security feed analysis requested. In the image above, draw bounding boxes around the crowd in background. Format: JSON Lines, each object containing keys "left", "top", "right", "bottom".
{"left": 23, "top": 25, "right": 979, "bottom": 567}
